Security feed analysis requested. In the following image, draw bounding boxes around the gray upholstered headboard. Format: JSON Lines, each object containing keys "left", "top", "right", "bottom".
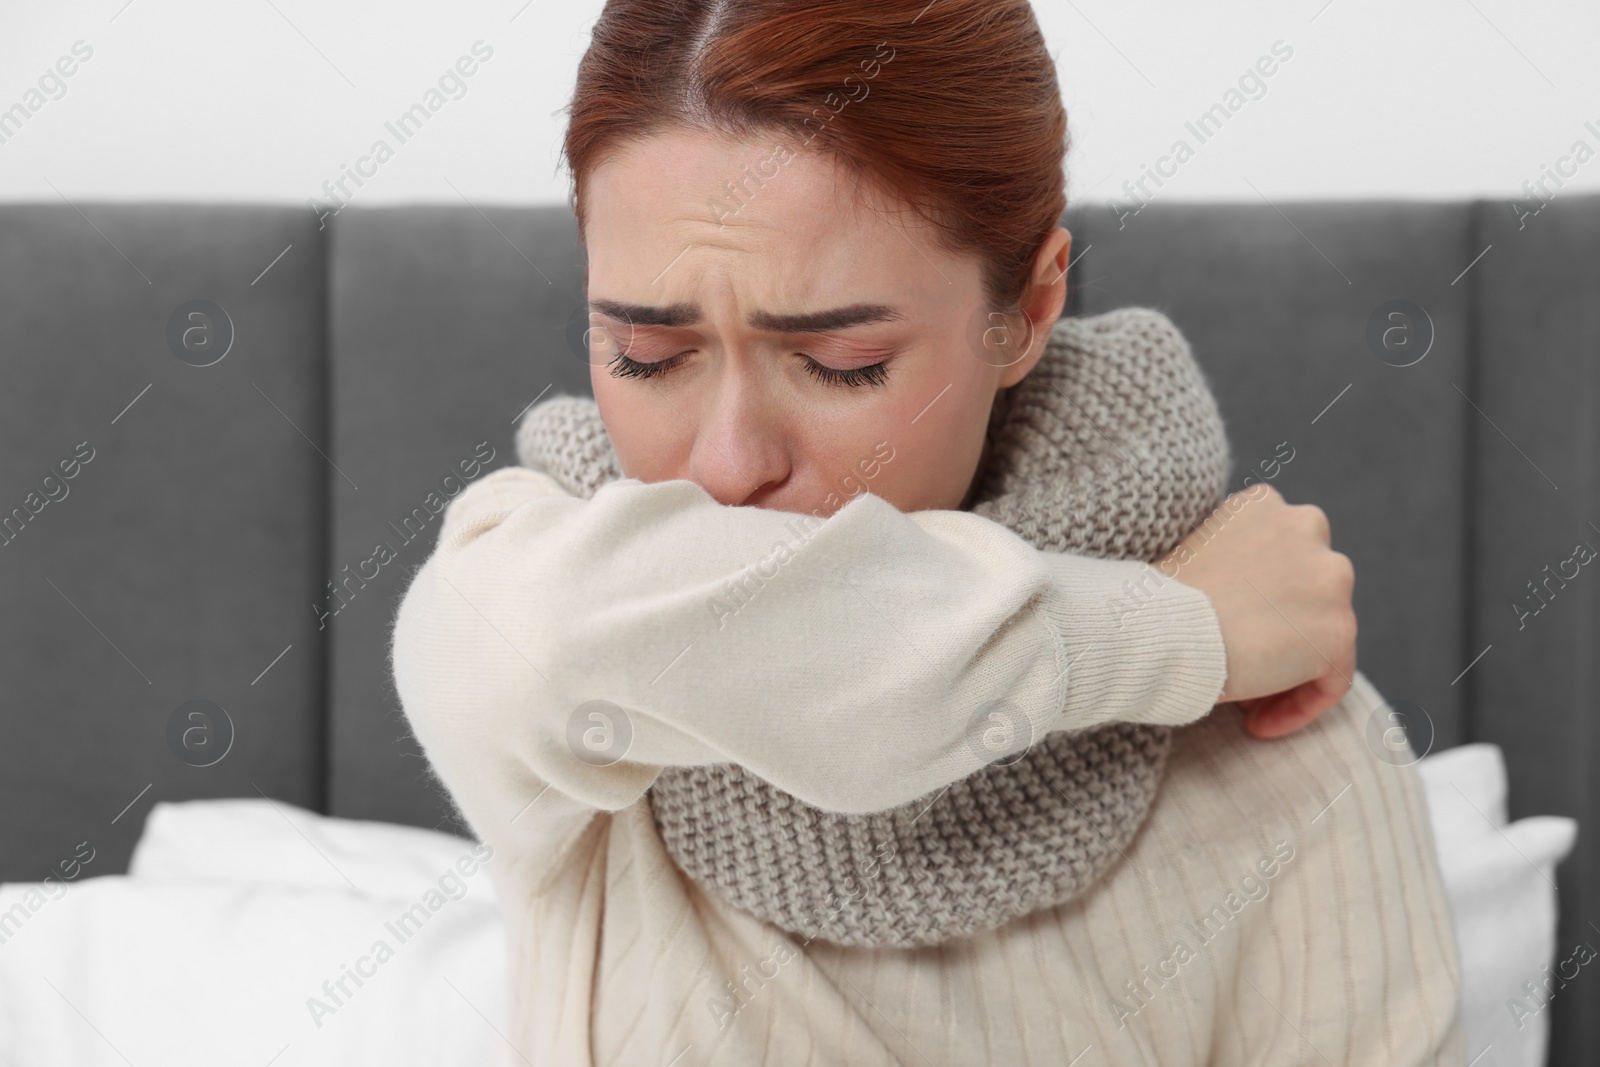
{"left": 2, "top": 195, "right": 1596, "bottom": 1058}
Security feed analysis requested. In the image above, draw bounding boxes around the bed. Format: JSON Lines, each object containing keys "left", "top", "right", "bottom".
{"left": 1, "top": 195, "right": 1596, "bottom": 1062}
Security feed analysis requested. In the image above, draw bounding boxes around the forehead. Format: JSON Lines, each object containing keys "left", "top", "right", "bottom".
{"left": 582, "top": 127, "right": 974, "bottom": 307}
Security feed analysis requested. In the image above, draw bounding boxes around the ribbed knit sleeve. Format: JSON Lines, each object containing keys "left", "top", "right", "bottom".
{"left": 388, "top": 462, "right": 1227, "bottom": 882}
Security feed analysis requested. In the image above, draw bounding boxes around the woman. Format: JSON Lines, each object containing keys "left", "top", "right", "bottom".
{"left": 389, "top": 0, "right": 1463, "bottom": 1063}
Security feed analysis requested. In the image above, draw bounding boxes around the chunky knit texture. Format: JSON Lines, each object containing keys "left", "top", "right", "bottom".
{"left": 516, "top": 306, "right": 1231, "bottom": 948}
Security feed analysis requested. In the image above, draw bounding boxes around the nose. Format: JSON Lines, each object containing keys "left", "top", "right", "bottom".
{"left": 686, "top": 367, "right": 792, "bottom": 507}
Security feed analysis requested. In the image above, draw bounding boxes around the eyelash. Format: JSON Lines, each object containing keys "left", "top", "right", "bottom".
{"left": 607, "top": 349, "right": 890, "bottom": 389}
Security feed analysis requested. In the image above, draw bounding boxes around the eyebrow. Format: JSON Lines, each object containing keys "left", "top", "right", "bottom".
{"left": 588, "top": 299, "right": 904, "bottom": 334}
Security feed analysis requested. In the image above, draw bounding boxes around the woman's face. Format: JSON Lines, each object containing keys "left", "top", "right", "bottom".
{"left": 582, "top": 126, "right": 1071, "bottom": 517}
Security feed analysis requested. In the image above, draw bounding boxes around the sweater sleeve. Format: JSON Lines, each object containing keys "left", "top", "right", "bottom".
{"left": 389, "top": 463, "right": 1227, "bottom": 881}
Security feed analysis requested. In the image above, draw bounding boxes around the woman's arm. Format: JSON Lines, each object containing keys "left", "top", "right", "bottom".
{"left": 389, "top": 464, "right": 1225, "bottom": 880}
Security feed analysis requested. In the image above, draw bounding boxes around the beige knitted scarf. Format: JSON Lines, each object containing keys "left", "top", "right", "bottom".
{"left": 516, "top": 307, "right": 1230, "bottom": 948}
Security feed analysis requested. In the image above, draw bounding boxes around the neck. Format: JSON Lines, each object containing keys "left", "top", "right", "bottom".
{"left": 959, "top": 432, "right": 992, "bottom": 512}
{"left": 959, "top": 386, "right": 1010, "bottom": 511}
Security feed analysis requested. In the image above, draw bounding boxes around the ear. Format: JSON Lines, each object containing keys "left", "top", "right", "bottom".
{"left": 997, "top": 226, "right": 1073, "bottom": 389}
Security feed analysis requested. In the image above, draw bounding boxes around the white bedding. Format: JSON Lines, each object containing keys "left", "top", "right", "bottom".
{"left": 0, "top": 800, "right": 509, "bottom": 1066}
{"left": 1415, "top": 743, "right": 1577, "bottom": 1067}
{"left": 0, "top": 743, "right": 1576, "bottom": 1066}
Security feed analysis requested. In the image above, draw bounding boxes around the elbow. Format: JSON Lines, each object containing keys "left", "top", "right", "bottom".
{"left": 387, "top": 560, "right": 443, "bottom": 719}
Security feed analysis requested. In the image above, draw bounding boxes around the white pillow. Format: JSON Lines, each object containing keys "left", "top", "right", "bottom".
{"left": 0, "top": 801, "right": 509, "bottom": 1066}
{"left": 128, "top": 797, "right": 500, "bottom": 906}
{"left": 1415, "top": 743, "right": 1578, "bottom": 1067}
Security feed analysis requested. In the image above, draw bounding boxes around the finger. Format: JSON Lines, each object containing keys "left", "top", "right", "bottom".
{"left": 1242, "top": 677, "right": 1339, "bottom": 739}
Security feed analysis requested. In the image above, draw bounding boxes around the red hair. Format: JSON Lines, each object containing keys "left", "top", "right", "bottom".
{"left": 561, "top": 0, "right": 1068, "bottom": 313}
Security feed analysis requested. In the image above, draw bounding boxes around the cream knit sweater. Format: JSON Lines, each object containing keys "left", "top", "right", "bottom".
{"left": 389, "top": 312, "right": 1464, "bottom": 1065}
{"left": 522, "top": 307, "right": 1238, "bottom": 952}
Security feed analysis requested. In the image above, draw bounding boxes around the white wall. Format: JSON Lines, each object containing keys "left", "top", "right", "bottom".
{"left": 1, "top": 0, "right": 1595, "bottom": 217}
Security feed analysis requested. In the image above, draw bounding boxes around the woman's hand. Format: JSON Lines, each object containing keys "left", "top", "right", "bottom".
{"left": 1156, "top": 483, "right": 1356, "bottom": 739}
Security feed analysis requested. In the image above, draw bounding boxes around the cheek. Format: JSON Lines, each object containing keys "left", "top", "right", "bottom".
{"left": 830, "top": 386, "right": 991, "bottom": 511}
{"left": 592, "top": 377, "right": 683, "bottom": 480}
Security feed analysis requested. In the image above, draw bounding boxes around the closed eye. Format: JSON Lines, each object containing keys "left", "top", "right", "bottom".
{"left": 606, "top": 349, "right": 890, "bottom": 389}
